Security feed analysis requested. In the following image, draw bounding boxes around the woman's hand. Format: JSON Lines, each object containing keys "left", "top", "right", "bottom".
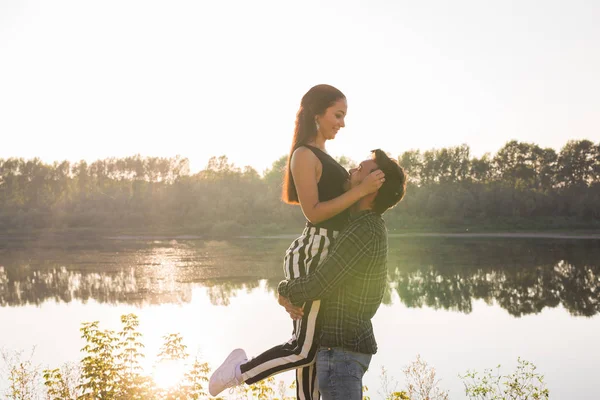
{"left": 358, "top": 169, "right": 385, "bottom": 196}
{"left": 278, "top": 294, "right": 304, "bottom": 320}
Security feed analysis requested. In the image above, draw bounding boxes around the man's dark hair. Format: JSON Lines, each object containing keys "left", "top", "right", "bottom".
{"left": 371, "top": 149, "right": 407, "bottom": 214}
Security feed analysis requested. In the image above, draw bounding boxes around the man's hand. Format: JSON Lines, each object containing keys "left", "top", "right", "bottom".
{"left": 278, "top": 294, "right": 304, "bottom": 320}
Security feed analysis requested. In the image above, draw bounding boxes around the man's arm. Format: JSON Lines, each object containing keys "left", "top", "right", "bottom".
{"left": 277, "top": 222, "right": 373, "bottom": 304}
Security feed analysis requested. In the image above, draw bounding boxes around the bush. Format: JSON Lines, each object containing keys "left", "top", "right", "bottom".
{"left": 460, "top": 357, "right": 549, "bottom": 399}
{"left": 1, "top": 315, "right": 550, "bottom": 400}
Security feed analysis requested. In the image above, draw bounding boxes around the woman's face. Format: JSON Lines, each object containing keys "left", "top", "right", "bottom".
{"left": 316, "top": 98, "right": 347, "bottom": 141}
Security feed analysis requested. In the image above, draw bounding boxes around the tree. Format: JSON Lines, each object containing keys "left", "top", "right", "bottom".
{"left": 557, "top": 140, "right": 599, "bottom": 187}
{"left": 399, "top": 150, "right": 423, "bottom": 185}
{"left": 335, "top": 155, "right": 357, "bottom": 170}
{"left": 262, "top": 155, "right": 287, "bottom": 194}
{"left": 470, "top": 153, "right": 493, "bottom": 183}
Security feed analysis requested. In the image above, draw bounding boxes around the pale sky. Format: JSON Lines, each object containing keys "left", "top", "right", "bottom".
{"left": 1, "top": 0, "right": 599, "bottom": 174}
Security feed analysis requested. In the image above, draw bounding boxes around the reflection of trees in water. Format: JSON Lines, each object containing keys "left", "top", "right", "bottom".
{"left": 553, "top": 260, "right": 599, "bottom": 316}
{"left": 1, "top": 238, "right": 599, "bottom": 317}
{"left": 203, "top": 279, "right": 262, "bottom": 306}
{"left": 389, "top": 238, "right": 600, "bottom": 317}
{"left": 0, "top": 266, "right": 191, "bottom": 306}
{"left": 0, "top": 238, "right": 285, "bottom": 307}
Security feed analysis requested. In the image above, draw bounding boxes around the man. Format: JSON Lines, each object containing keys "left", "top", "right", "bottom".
{"left": 276, "top": 148, "right": 406, "bottom": 399}
{"left": 209, "top": 149, "right": 406, "bottom": 399}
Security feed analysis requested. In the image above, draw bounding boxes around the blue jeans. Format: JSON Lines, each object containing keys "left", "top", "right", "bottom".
{"left": 316, "top": 347, "right": 372, "bottom": 400}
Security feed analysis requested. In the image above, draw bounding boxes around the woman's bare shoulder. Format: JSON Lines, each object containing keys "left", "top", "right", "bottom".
{"left": 291, "top": 146, "right": 319, "bottom": 165}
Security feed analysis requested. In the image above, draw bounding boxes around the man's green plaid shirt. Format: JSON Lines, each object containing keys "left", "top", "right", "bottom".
{"left": 277, "top": 210, "right": 388, "bottom": 354}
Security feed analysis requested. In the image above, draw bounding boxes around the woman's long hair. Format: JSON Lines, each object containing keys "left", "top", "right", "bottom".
{"left": 282, "top": 84, "right": 346, "bottom": 204}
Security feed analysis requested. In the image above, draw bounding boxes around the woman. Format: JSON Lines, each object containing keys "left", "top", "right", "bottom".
{"left": 209, "top": 84, "right": 385, "bottom": 399}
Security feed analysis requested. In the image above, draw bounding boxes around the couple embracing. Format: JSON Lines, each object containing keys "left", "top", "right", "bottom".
{"left": 210, "top": 84, "right": 407, "bottom": 400}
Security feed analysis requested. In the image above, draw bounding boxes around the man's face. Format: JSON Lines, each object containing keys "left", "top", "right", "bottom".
{"left": 348, "top": 159, "right": 378, "bottom": 189}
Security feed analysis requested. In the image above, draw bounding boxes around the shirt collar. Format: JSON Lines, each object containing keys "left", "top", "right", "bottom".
{"left": 349, "top": 209, "right": 378, "bottom": 222}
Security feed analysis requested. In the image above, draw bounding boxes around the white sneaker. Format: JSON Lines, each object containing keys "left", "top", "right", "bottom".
{"left": 209, "top": 348, "right": 248, "bottom": 396}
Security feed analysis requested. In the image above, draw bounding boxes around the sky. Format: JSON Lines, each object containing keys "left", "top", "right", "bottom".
{"left": 1, "top": 0, "right": 599, "bottom": 174}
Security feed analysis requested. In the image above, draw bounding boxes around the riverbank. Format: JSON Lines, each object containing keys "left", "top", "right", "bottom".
{"left": 2, "top": 214, "right": 600, "bottom": 241}
{"left": 239, "top": 231, "right": 600, "bottom": 240}
{"left": 2, "top": 228, "right": 600, "bottom": 243}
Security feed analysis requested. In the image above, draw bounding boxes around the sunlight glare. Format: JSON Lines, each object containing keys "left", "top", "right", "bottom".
{"left": 153, "top": 359, "right": 186, "bottom": 389}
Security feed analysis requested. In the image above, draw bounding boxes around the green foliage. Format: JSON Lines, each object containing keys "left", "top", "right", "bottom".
{"left": 1, "top": 349, "right": 41, "bottom": 400}
{"left": 228, "top": 375, "right": 295, "bottom": 399}
{"left": 389, "top": 392, "right": 411, "bottom": 400}
{"left": 158, "top": 333, "right": 188, "bottom": 363}
{"left": 365, "top": 383, "right": 410, "bottom": 400}
{"left": 402, "top": 354, "right": 449, "bottom": 400}
{"left": 178, "top": 356, "right": 210, "bottom": 399}
{"left": 117, "top": 314, "right": 152, "bottom": 400}
{"left": 377, "top": 365, "right": 411, "bottom": 399}
{"left": 0, "top": 317, "right": 553, "bottom": 400}
{"left": 154, "top": 333, "right": 190, "bottom": 400}
{"left": 363, "top": 384, "right": 371, "bottom": 399}
{"left": 461, "top": 357, "right": 550, "bottom": 399}
{"left": 64, "top": 314, "right": 213, "bottom": 399}
{"left": 237, "top": 376, "right": 277, "bottom": 399}
{"left": 336, "top": 155, "right": 358, "bottom": 170}
{"left": 78, "top": 321, "right": 122, "bottom": 398}
{"left": 1, "top": 139, "right": 600, "bottom": 234}
{"left": 43, "top": 366, "right": 80, "bottom": 400}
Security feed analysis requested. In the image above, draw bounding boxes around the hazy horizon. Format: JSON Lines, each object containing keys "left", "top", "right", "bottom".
{"left": 0, "top": 137, "right": 597, "bottom": 176}
{"left": 2, "top": 0, "right": 599, "bottom": 174}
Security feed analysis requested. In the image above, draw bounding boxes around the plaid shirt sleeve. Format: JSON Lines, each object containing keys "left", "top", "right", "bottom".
{"left": 277, "top": 220, "right": 373, "bottom": 304}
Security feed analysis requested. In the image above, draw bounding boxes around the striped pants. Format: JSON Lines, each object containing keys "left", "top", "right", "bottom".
{"left": 240, "top": 226, "right": 338, "bottom": 400}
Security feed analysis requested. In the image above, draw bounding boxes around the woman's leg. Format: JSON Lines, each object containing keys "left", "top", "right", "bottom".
{"left": 240, "top": 298, "right": 321, "bottom": 383}
{"left": 297, "top": 357, "right": 320, "bottom": 400}
{"left": 240, "top": 227, "right": 337, "bottom": 400}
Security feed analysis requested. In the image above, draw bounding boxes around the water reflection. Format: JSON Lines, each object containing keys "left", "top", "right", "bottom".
{"left": 1, "top": 237, "right": 599, "bottom": 317}
{"left": 0, "top": 238, "right": 284, "bottom": 307}
{"left": 387, "top": 238, "right": 600, "bottom": 317}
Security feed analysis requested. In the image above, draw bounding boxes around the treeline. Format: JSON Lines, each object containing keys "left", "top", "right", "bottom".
{"left": 395, "top": 139, "right": 600, "bottom": 229}
{"left": 1, "top": 139, "right": 599, "bottom": 234}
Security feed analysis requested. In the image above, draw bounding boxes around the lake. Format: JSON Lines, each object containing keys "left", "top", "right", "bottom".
{"left": 1, "top": 234, "right": 599, "bottom": 399}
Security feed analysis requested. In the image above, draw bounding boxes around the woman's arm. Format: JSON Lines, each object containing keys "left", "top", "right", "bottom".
{"left": 291, "top": 147, "right": 383, "bottom": 225}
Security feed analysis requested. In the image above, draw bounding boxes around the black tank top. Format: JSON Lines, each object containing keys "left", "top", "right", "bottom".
{"left": 303, "top": 145, "right": 350, "bottom": 232}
